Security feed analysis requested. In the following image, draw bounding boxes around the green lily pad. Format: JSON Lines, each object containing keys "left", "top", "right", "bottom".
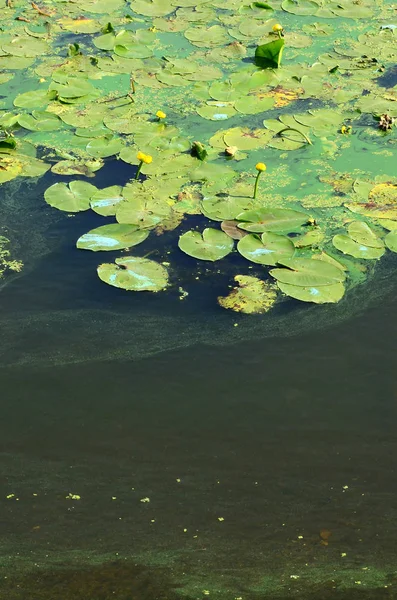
{"left": 77, "top": 224, "right": 149, "bottom": 251}
{"left": 49, "top": 77, "right": 97, "bottom": 100}
{"left": 201, "top": 195, "right": 253, "bottom": 221}
{"left": 270, "top": 257, "right": 346, "bottom": 286}
{"left": 385, "top": 231, "right": 397, "bottom": 253}
{"left": 14, "top": 89, "right": 57, "bottom": 109}
{"left": 234, "top": 95, "right": 275, "bottom": 115}
{"left": 255, "top": 38, "right": 285, "bottom": 69}
{"left": 184, "top": 25, "right": 230, "bottom": 48}
{"left": 332, "top": 234, "right": 385, "bottom": 260}
{"left": 218, "top": 275, "right": 278, "bottom": 314}
{"left": 293, "top": 228, "right": 325, "bottom": 248}
{"left": 44, "top": 181, "right": 97, "bottom": 212}
{"left": 178, "top": 228, "right": 234, "bottom": 261}
{"left": 59, "top": 105, "right": 106, "bottom": 128}
{"left": 197, "top": 104, "right": 237, "bottom": 121}
{"left": 281, "top": 0, "right": 319, "bottom": 15}
{"left": 347, "top": 221, "right": 384, "bottom": 249}
{"left": 85, "top": 136, "right": 124, "bottom": 158}
{"left": 98, "top": 256, "right": 169, "bottom": 291}
{"left": 223, "top": 127, "right": 273, "bottom": 150}
{"left": 277, "top": 281, "right": 345, "bottom": 304}
{"left": 237, "top": 208, "right": 311, "bottom": 233}
{"left": 18, "top": 111, "right": 61, "bottom": 132}
{"left": 237, "top": 232, "right": 295, "bottom": 266}
{"left": 116, "top": 189, "right": 171, "bottom": 229}
{"left": 90, "top": 186, "right": 124, "bottom": 216}
{"left": 2, "top": 37, "right": 49, "bottom": 57}
{"left": 130, "top": 0, "right": 174, "bottom": 17}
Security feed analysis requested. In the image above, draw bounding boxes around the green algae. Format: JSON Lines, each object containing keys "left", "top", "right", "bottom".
{"left": 0, "top": 235, "right": 23, "bottom": 279}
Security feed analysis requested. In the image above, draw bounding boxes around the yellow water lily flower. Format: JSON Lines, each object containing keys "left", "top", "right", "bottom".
{"left": 272, "top": 24, "right": 283, "bottom": 33}
{"left": 135, "top": 152, "right": 153, "bottom": 179}
{"left": 156, "top": 110, "right": 166, "bottom": 119}
{"left": 255, "top": 162, "right": 266, "bottom": 171}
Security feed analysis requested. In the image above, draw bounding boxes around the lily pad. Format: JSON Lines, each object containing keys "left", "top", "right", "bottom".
{"left": 18, "top": 111, "right": 61, "bottom": 132}
{"left": 237, "top": 232, "right": 295, "bottom": 266}
{"left": 77, "top": 224, "right": 149, "bottom": 251}
{"left": 332, "top": 234, "right": 385, "bottom": 260}
{"left": 385, "top": 231, "right": 397, "bottom": 253}
{"left": 201, "top": 195, "right": 253, "bottom": 221}
{"left": 270, "top": 257, "right": 346, "bottom": 286}
{"left": 98, "top": 256, "right": 169, "bottom": 291}
{"left": 90, "top": 186, "right": 124, "bottom": 216}
{"left": 86, "top": 136, "right": 124, "bottom": 158}
{"left": 237, "top": 208, "right": 311, "bottom": 233}
{"left": 223, "top": 127, "right": 273, "bottom": 151}
{"left": 178, "top": 228, "right": 234, "bottom": 261}
{"left": 277, "top": 281, "right": 345, "bottom": 304}
{"left": 44, "top": 181, "right": 97, "bottom": 212}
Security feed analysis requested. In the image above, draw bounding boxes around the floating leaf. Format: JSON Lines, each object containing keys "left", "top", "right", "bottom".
{"left": 18, "top": 111, "right": 61, "bottom": 132}
{"left": 223, "top": 127, "right": 273, "bottom": 150}
{"left": 201, "top": 195, "right": 253, "bottom": 221}
{"left": 385, "top": 231, "right": 397, "bottom": 253}
{"left": 197, "top": 104, "right": 237, "bottom": 121}
{"left": 218, "top": 275, "right": 278, "bottom": 314}
{"left": 347, "top": 221, "right": 384, "bottom": 249}
{"left": 237, "top": 232, "right": 295, "bottom": 265}
{"left": 237, "top": 208, "right": 310, "bottom": 233}
{"left": 77, "top": 224, "right": 149, "bottom": 251}
{"left": 98, "top": 256, "right": 169, "bottom": 291}
{"left": 178, "top": 228, "right": 234, "bottom": 261}
{"left": 90, "top": 186, "right": 124, "bottom": 216}
{"left": 332, "top": 234, "right": 385, "bottom": 260}
{"left": 44, "top": 181, "right": 97, "bottom": 212}
{"left": 86, "top": 136, "right": 124, "bottom": 158}
{"left": 270, "top": 257, "right": 346, "bottom": 286}
{"left": 14, "top": 89, "right": 57, "bottom": 109}
{"left": 277, "top": 281, "right": 345, "bottom": 304}
{"left": 221, "top": 220, "right": 248, "bottom": 240}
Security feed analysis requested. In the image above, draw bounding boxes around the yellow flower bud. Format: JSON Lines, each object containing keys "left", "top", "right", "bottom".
{"left": 136, "top": 151, "right": 146, "bottom": 162}
{"left": 272, "top": 24, "right": 283, "bottom": 33}
{"left": 255, "top": 162, "right": 266, "bottom": 172}
{"left": 156, "top": 110, "right": 166, "bottom": 119}
{"left": 142, "top": 154, "right": 153, "bottom": 164}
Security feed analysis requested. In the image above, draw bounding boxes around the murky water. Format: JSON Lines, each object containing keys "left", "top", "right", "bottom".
{"left": 1, "top": 260, "right": 397, "bottom": 597}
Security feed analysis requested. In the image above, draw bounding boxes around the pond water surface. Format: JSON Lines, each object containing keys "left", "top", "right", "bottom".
{"left": 1, "top": 221, "right": 397, "bottom": 598}
{"left": 1, "top": 0, "right": 397, "bottom": 597}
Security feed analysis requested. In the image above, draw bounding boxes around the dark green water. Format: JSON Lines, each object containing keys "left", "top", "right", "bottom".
{"left": 1, "top": 267, "right": 397, "bottom": 598}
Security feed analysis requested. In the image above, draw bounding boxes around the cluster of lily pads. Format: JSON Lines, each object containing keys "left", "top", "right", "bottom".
{"left": 0, "top": 0, "right": 396, "bottom": 313}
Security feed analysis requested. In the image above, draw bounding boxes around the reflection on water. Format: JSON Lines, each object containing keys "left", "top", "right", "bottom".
{"left": 1, "top": 290, "right": 397, "bottom": 598}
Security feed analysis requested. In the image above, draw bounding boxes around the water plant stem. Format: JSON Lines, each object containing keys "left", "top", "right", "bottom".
{"left": 276, "top": 127, "right": 312, "bottom": 145}
{"left": 253, "top": 171, "right": 261, "bottom": 200}
{"left": 135, "top": 160, "right": 143, "bottom": 180}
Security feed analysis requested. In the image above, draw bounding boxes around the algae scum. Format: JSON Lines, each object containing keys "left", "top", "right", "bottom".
{"left": 0, "top": 0, "right": 396, "bottom": 314}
